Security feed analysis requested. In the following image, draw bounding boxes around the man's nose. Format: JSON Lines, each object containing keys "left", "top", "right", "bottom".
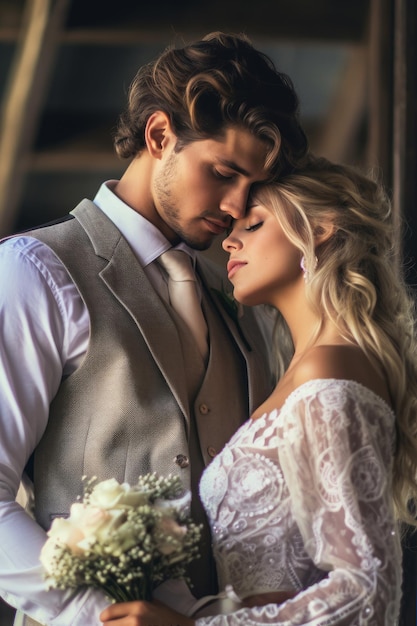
{"left": 219, "top": 187, "right": 249, "bottom": 220}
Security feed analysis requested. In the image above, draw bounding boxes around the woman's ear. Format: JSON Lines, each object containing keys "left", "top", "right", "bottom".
{"left": 145, "top": 111, "right": 176, "bottom": 158}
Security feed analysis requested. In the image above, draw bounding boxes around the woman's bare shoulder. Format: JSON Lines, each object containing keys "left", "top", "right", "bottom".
{"left": 293, "top": 344, "right": 391, "bottom": 406}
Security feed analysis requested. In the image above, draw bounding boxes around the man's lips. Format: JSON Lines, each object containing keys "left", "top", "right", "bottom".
{"left": 227, "top": 259, "right": 247, "bottom": 279}
{"left": 203, "top": 218, "right": 229, "bottom": 235}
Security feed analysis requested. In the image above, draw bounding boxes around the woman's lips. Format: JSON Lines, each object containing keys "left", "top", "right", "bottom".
{"left": 227, "top": 260, "right": 247, "bottom": 279}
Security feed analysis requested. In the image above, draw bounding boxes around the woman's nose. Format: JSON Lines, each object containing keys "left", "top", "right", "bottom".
{"left": 222, "top": 232, "right": 240, "bottom": 252}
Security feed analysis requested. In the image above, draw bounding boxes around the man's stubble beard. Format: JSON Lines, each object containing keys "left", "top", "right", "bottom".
{"left": 153, "top": 151, "right": 212, "bottom": 251}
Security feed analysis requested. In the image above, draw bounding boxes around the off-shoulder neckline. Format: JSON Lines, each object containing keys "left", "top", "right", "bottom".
{"left": 252, "top": 378, "right": 395, "bottom": 424}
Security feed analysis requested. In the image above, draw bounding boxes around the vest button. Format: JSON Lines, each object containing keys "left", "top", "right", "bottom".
{"left": 174, "top": 454, "right": 189, "bottom": 468}
{"left": 207, "top": 446, "right": 217, "bottom": 458}
{"left": 199, "top": 403, "right": 210, "bottom": 415}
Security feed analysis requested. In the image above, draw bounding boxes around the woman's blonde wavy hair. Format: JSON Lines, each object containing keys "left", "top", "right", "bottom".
{"left": 252, "top": 155, "right": 417, "bottom": 528}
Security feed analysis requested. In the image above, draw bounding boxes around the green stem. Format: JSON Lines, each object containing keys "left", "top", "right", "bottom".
{"left": 101, "top": 567, "right": 152, "bottom": 603}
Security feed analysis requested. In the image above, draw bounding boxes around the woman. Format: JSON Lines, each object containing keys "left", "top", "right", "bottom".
{"left": 100, "top": 156, "right": 417, "bottom": 624}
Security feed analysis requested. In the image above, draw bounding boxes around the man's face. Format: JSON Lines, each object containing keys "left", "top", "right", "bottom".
{"left": 152, "top": 127, "right": 270, "bottom": 250}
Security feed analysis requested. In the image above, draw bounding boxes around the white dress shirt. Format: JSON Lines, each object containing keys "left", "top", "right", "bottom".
{"left": 0, "top": 182, "right": 198, "bottom": 625}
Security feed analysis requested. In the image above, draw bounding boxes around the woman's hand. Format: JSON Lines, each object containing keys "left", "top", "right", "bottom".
{"left": 100, "top": 600, "right": 195, "bottom": 626}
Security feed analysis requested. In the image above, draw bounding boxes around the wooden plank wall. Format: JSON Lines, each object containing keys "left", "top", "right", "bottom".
{"left": 0, "top": 0, "right": 70, "bottom": 236}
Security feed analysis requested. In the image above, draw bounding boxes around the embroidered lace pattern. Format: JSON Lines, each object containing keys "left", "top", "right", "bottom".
{"left": 198, "top": 379, "right": 402, "bottom": 625}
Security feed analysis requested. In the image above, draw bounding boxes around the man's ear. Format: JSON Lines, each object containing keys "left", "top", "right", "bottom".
{"left": 145, "top": 110, "right": 176, "bottom": 158}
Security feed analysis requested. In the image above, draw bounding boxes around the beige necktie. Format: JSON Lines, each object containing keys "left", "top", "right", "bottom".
{"left": 158, "top": 250, "right": 208, "bottom": 359}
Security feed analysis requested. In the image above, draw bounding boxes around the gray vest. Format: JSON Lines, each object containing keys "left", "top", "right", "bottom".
{"left": 28, "top": 199, "right": 272, "bottom": 597}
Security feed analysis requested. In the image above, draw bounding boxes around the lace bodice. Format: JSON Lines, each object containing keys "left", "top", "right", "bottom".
{"left": 197, "top": 379, "right": 402, "bottom": 625}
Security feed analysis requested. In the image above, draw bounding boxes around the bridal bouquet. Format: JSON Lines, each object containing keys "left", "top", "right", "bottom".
{"left": 40, "top": 474, "right": 201, "bottom": 602}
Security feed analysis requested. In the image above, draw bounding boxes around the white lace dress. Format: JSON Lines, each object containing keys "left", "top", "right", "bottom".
{"left": 197, "top": 379, "right": 402, "bottom": 625}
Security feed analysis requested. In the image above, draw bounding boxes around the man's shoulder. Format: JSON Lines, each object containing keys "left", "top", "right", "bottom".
{"left": 22, "top": 213, "right": 75, "bottom": 235}
{"left": 23, "top": 198, "right": 102, "bottom": 242}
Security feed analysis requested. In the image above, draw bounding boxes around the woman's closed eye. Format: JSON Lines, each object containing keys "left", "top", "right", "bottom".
{"left": 245, "top": 221, "right": 263, "bottom": 232}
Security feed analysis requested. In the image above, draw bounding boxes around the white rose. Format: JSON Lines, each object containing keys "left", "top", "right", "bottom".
{"left": 89, "top": 478, "right": 148, "bottom": 509}
{"left": 71, "top": 503, "right": 131, "bottom": 553}
{"left": 72, "top": 503, "right": 123, "bottom": 548}
{"left": 41, "top": 503, "right": 129, "bottom": 562}
{"left": 45, "top": 516, "right": 85, "bottom": 554}
{"left": 69, "top": 502, "right": 111, "bottom": 534}
{"left": 40, "top": 517, "right": 85, "bottom": 573}
{"left": 100, "top": 517, "right": 140, "bottom": 557}
{"left": 91, "top": 509, "right": 128, "bottom": 545}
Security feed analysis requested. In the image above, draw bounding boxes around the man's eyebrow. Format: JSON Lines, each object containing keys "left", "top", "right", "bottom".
{"left": 217, "top": 159, "right": 250, "bottom": 176}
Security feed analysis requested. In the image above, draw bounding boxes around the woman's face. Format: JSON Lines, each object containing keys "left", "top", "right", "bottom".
{"left": 222, "top": 200, "right": 303, "bottom": 307}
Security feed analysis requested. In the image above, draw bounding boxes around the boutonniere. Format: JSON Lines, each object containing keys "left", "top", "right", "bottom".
{"left": 211, "top": 288, "right": 251, "bottom": 351}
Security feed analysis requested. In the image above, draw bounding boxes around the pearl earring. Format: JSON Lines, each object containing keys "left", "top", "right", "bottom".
{"left": 300, "top": 255, "right": 318, "bottom": 283}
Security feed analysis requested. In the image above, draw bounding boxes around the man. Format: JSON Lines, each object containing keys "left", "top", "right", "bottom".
{"left": 0, "top": 32, "right": 307, "bottom": 625}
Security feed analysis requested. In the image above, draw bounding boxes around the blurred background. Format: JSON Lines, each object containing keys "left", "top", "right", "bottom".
{"left": 0, "top": 0, "right": 416, "bottom": 624}
{"left": 0, "top": 0, "right": 416, "bottom": 278}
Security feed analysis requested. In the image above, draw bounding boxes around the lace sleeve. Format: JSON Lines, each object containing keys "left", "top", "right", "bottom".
{"left": 196, "top": 381, "right": 402, "bottom": 626}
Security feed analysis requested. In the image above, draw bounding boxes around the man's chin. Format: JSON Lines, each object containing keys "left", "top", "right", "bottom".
{"left": 182, "top": 235, "right": 214, "bottom": 251}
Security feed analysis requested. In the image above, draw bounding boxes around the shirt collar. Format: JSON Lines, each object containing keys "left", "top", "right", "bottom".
{"left": 93, "top": 181, "right": 197, "bottom": 267}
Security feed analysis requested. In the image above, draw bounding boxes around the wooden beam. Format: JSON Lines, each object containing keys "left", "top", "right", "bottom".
{"left": 0, "top": 0, "right": 70, "bottom": 236}
{"left": 30, "top": 150, "right": 125, "bottom": 172}
{"left": 393, "top": 0, "right": 417, "bottom": 287}
{"left": 313, "top": 45, "right": 367, "bottom": 164}
{"left": 393, "top": 1, "right": 417, "bottom": 624}
{"left": 367, "top": 0, "right": 394, "bottom": 187}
